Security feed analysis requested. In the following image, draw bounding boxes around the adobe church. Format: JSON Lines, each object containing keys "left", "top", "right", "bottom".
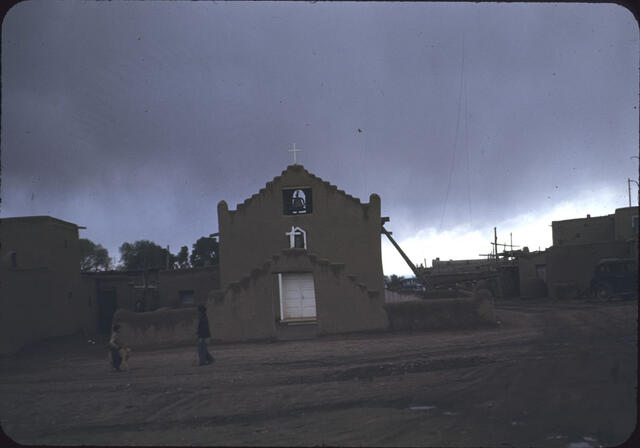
{"left": 208, "top": 163, "right": 389, "bottom": 341}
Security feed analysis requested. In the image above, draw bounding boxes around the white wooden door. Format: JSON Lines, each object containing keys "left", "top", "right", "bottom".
{"left": 281, "top": 273, "right": 316, "bottom": 320}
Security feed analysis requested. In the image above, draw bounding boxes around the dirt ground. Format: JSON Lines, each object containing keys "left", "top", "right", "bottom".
{"left": 0, "top": 298, "right": 637, "bottom": 447}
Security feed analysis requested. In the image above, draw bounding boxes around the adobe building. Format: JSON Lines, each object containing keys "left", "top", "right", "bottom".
{"left": 208, "top": 164, "right": 389, "bottom": 341}
{"left": 517, "top": 249, "right": 548, "bottom": 299}
{"left": 546, "top": 206, "right": 638, "bottom": 299}
{"left": 83, "top": 266, "right": 219, "bottom": 334}
{"left": 431, "top": 258, "right": 494, "bottom": 274}
{"left": 551, "top": 213, "right": 615, "bottom": 246}
{"left": 0, "top": 216, "right": 95, "bottom": 355}
{"left": 427, "top": 257, "right": 519, "bottom": 298}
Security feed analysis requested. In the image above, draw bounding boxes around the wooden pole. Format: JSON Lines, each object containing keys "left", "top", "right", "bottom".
{"left": 381, "top": 227, "right": 421, "bottom": 279}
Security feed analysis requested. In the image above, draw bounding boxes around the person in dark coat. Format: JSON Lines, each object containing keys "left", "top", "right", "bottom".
{"left": 109, "top": 324, "right": 124, "bottom": 371}
{"left": 197, "top": 304, "right": 214, "bottom": 366}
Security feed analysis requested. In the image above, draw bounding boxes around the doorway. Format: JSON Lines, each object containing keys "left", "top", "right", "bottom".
{"left": 279, "top": 273, "right": 317, "bottom": 321}
{"left": 97, "top": 289, "right": 117, "bottom": 334}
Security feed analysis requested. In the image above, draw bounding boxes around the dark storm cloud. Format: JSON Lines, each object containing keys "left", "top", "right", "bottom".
{"left": 1, "top": 2, "right": 637, "bottom": 268}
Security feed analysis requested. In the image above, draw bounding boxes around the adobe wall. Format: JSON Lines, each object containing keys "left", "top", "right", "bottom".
{"left": 384, "top": 289, "right": 496, "bottom": 331}
{"left": 518, "top": 252, "right": 548, "bottom": 299}
{"left": 208, "top": 249, "right": 389, "bottom": 342}
{"left": 218, "top": 165, "right": 384, "bottom": 296}
{"left": 498, "top": 266, "right": 520, "bottom": 298}
{"left": 91, "top": 274, "right": 138, "bottom": 310}
{"left": 384, "top": 290, "right": 423, "bottom": 303}
{"left": 614, "top": 206, "right": 639, "bottom": 241}
{"left": 552, "top": 215, "right": 614, "bottom": 246}
{"left": 158, "top": 266, "right": 219, "bottom": 308}
{"left": 0, "top": 269, "right": 95, "bottom": 356}
{"left": 111, "top": 308, "right": 200, "bottom": 350}
{"left": 546, "top": 240, "right": 634, "bottom": 300}
{"left": 311, "top": 256, "right": 389, "bottom": 335}
{"left": 209, "top": 275, "right": 277, "bottom": 342}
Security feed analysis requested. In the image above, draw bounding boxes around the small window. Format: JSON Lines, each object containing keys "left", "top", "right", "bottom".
{"left": 286, "top": 226, "right": 307, "bottom": 249}
{"left": 10, "top": 252, "right": 17, "bottom": 268}
{"left": 632, "top": 215, "right": 638, "bottom": 230}
{"left": 282, "top": 188, "right": 313, "bottom": 215}
{"left": 179, "top": 290, "right": 195, "bottom": 305}
{"left": 535, "top": 264, "right": 546, "bottom": 281}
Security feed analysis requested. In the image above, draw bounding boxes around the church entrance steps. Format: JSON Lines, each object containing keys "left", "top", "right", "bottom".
{"left": 276, "top": 320, "right": 318, "bottom": 340}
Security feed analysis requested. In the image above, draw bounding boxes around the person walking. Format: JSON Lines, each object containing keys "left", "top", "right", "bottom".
{"left": 109, "top": 324, "right": 125, "bottom": 371}
{"left": 197, "top": 304, "right": 214, "bottom": 366}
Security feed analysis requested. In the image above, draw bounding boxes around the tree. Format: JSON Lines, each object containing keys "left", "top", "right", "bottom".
{"left": 79, "top": 238, "right": 112, "bottom": 272}
{"left": 177, "top": 246, "right": 190, "bottom": 269}
{"left": 119, "top": 240, "right": 174, "bottom": 271}
{"left": 190, "top": 237, "right": 219, "bottom": 267}
{"left": 385, "top": 274, "right": 405, "bottom": 291}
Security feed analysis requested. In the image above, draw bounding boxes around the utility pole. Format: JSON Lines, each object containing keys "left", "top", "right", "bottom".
{"left": 628, "top": 178, "right": 640, "bottom": 207}
{"left": 630, "top": 156, "right": 639, "bottom": 207}
{"left": 494, "top": 227, "right": 498, "bottom": 260}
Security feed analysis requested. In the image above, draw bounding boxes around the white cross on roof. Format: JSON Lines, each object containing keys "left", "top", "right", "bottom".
{"left": 288, "top": 143, "right": 302, "bottom": 164}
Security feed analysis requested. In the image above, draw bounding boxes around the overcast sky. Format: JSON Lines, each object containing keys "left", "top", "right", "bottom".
{"left": 2, "top": 1, "right": 638, "bottom": 275}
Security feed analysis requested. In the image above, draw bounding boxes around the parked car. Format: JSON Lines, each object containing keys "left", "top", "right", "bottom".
{"left": 590, "top": 258, "right": 638, "bottom": 300}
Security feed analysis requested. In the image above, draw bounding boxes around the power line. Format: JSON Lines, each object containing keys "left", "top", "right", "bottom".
{"left": 464, "top": 64, "right": 471, "bottom": 226}
{"left": 439, "top": 36, "right": 465, "bottom": 232}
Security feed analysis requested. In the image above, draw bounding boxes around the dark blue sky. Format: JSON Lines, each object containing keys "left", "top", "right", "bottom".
{"left": 2, "top": 2, "right": 638, "bottom": 274}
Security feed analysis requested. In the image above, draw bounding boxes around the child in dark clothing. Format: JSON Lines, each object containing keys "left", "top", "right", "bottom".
{"left": 109, "top": 324, "right": 124, "bottom": 371}
{"left": 197, "top": 305, "right": 214, "bottom": 366}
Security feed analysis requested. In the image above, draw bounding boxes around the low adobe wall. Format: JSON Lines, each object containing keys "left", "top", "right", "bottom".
{"left": 384, "top": 289, "right": 496, "bottom": 332}
{"left": 384, "top": 290, "right": 423, "bottom": 303}
{"left": 112, "top": 308, "right": 199, "bottom": 350}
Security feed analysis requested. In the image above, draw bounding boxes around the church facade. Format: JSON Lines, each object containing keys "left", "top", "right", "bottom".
{"left": 208, "top": 164, "right": 389, "bottom": 341}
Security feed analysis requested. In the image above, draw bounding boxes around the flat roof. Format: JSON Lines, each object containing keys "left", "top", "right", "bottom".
{"left": 551, "top": 214, "right": 613, "bottom": 224}
{"left": 551, "top": 206, "right": 638, "bottom": 224}
{"left": 1, "top": 216, "right": 83, "bottom": 228}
